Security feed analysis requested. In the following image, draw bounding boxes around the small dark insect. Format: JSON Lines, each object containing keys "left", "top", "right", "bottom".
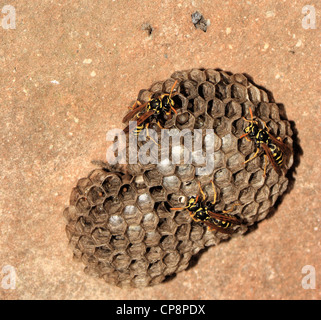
{"left": 171, "top": 181, "right": 242, "bottom": 234}
{"left": 240, "top": 107, "right": 292, "bottom": 177}
{"left": 122, "top": 80, "right": 178, "bottom": 144}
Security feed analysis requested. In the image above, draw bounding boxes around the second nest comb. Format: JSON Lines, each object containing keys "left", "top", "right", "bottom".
{"left": 64, "top": 68, "right": 293, "bottom": 288}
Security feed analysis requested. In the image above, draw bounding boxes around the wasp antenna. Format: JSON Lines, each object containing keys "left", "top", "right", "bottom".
{"left": 171, "top": 106, "right": 178, "bottom": 114}
{"left": 239, "top": 132, "right": 249, "bottom": 139}
{"left": 169, "top": 80, "right": 178, "bottom": 97}
{"left": 249, "top": 107, "right": 254, "bottom": 120}
{"left": 261, "top": 119, "right": 270, "bottom": 132}
{"left": 210, "top": 180, "right": 217, "bottom": 205}
{"left": 242, "top": 116, "right": 252, "bottom": 123}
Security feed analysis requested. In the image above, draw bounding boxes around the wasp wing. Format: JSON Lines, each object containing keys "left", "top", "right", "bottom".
{"left": 208, "top": 211, "right": 241, "bottom": 225}
{"left": 202, "top": 220, "right": 234, "bottom": 234}
{"left": 267, "top": 133, "right": 292, "bottom": 160}
{"left": 122, "top": 101, "right": 149, "bottom": 123}
{"left": 123, "top": 110, "right": 155, "bottom": 134}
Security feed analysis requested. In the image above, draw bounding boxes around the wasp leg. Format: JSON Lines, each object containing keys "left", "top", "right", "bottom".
{"left": 243, "top": 107, "right": 256, "bottom": 122}
{"left": 242, "top": 117, "right": 252, "bottom": 123}
{"left": 223, "top": 203, "right": 240, "bottom": 214}
{"left": 244, "top": 147, "right": 260, "bottom": 164}
{"left": 263, "top": 154, "right": 268, "bottom": 177}
{"left": 197, "top": 181, "right": 206, "bottom": 201}
{"left": 129, "top": 100, "right": 142, "bottom": 110}
{"left": 145, "top": 123, "right": 160, "bottom": 146}
{"left": 261, "top": 119, "right": 270, "bottom": 132}
{"left": 157, "top": 121, "right": 163, "bottom": 129}
{"left": 189, "top": 211, "right": 199, "bottom": 223}
{"left": 165, "top": 111, "right": 173, "bottom": 120}
{"left": 239, "top": 132, "right": 250, "bottom": 140}
{"left": 210, "top": 180, "right": 217, "bottom": 206}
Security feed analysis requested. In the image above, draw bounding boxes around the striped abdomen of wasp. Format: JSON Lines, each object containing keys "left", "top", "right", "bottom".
{"left": 122, "top": 80, "right": 178, "bottom": 139}
{"left": 129, "top": 109, "right": 162, "bottom": 145}
{"left": 131, "top": 111, "right": 148, "bottom": 137}
{"left": 240, "top": 107, "right": 291, "bottom": 177}
{"left": 171, "top": 181, "right": 242, "bottom": 234}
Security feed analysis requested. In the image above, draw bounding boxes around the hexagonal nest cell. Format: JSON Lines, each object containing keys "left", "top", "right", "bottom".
{"left": 64, "top": 68, "right": 294, "bottom": 288}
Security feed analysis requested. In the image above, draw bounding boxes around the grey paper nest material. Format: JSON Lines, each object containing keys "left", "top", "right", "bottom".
{"left": 64, "top": 68, "right": 293, "bottom": 288}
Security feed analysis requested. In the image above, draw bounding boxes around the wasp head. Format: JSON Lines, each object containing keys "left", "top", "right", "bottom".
{"left": 244, "top": 120, "right": 259, "bottom": 138}
{"left": 161, "top": 95, "right": 174, "bottom": 113}
{"left": 185, "top": 196, "right": 201, "bottom": 213}
{"left": 187, "top": 196, "right": 197, "bottom": 207}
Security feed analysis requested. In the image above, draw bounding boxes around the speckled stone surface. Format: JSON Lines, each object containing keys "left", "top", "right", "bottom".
{"left": 0, "top": 0, "right": 320, "bottom": 299}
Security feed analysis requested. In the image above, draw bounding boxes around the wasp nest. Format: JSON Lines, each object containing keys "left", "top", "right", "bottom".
{"left": 64, "top": 68, "right": 293, "bottom": 288}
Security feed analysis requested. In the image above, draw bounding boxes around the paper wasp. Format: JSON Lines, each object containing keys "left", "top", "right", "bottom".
{"left": 122, "top": 80, "right": 178, "bottom": 142}
{"left": 171, "top": 181, "right": 242, "bottom": 234}
{"left": 240, "top": 107, "right": 291, "bottom": 177}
